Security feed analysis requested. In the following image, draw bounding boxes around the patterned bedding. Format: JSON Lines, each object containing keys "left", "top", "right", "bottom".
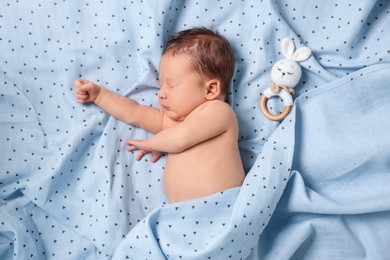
{"left": 1, "top": 0, "right": 389, "bottom": 259}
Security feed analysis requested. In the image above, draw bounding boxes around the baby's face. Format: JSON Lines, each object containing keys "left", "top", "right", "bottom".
{"left": 158, "top": 54, "right": 207, "bottom": 121}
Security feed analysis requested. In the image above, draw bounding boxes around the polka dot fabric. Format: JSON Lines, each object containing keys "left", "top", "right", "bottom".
{"left": 1, "top": 0, "right": 389, "bottom": 259}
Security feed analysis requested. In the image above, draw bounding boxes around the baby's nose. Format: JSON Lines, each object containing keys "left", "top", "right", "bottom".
{"left": 158, "top": 89, "right": 166, "bottom": 99}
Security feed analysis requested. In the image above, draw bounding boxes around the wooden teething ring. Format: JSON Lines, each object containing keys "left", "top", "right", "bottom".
{"left": 260, "top": 95, "right": 291, "bottom": 121}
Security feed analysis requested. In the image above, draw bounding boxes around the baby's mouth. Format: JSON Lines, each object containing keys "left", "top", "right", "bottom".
{"left": 161, "top": 104, "right": 170, "bottom": 110}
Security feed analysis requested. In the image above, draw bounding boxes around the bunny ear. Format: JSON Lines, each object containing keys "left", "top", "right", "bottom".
{"left": 281, "top": 38, "right": 294, "bottom": 59}
{"left": 292, "top": 46, "right": 312, "bottom": 62}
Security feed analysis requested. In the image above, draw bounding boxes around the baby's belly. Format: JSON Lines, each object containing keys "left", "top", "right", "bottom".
{"left": 163, "top": 153, "right": 244, "bottom": 203}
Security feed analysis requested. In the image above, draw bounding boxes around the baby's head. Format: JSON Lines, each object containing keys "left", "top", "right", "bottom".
{"left": 162, "top": 27, "right": 235, "bottom": 101}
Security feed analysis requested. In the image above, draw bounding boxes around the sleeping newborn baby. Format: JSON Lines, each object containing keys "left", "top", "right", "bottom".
{"left": 74, "top": 27, "right": 245, "bottom": 203}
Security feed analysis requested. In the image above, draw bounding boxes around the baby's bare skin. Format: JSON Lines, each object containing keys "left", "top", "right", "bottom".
{"left": 161, "top": 101, "right": 245, "bottom": 202}
{"left": 75, "top": 53, "right": 245, "bottom": 203}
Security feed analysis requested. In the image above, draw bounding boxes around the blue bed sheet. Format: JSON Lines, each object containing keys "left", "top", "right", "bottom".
{"left": 1, "top": 0, "right": 389, "bottom": 259}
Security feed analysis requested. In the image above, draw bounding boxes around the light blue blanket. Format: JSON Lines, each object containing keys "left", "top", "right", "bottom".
{"left": 1, "top": 1, "right": 389, "bottom": 259}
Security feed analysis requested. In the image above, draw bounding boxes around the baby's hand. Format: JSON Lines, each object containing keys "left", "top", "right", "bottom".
{"left": 126, "top": 139, "right": 162, "bottom": 163}
{"left": 74, "top": 79, "right": 101, "bottom": 103}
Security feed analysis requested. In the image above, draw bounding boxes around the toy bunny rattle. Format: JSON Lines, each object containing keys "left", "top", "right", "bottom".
{"left": 260, "top": 37, "right": 311, "bottom": 121}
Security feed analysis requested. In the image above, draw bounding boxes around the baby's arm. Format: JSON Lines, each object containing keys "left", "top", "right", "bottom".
{"left": 126, "top": 100, "right": 234, "bottom": 154}
{"left": 74, "top": 79, "right": 163, "bottom": 134}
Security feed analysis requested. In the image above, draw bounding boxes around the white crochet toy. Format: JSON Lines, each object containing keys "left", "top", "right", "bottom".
{"left": 260, "top": 37, "right": 311, "bottom": 121}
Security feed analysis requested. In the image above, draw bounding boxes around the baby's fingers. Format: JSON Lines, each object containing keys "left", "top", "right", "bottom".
{"left": 126, "top": 139, "right": 140, "bottom": 147}
{"left": 126, "top": 140, "right": 139, "bottom": 151}
{"left": 75, "top": 93, "right": 89, "bottom": 103}
{"left": 127, "top": 145, "right": 137, "bottom": 152}
{"left": 136, "top": 150, "right": 148, "bottom": 161}
{"left": 73, "top": 79, "right": 84, "bottom": 87}
{"left": 150, "top": 152, "right": 162, "bottom": 163}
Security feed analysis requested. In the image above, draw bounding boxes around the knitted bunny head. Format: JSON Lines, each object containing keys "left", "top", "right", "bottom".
{"left": 260, "top": 38, "right": 312, "bottom": 121}
{"left": 271, "top": 38, "right": 311, "bottom": 89}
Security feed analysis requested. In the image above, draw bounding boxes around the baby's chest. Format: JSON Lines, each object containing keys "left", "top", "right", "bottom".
{"left": 166, "top": 142, "right": 222, "bottom": 171}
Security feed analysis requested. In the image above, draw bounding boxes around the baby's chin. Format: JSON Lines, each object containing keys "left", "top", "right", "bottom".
{"left": 165, "top": 110, "right": 186, "bottom": 122}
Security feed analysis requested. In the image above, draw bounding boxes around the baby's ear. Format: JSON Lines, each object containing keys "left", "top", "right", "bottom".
{"left": 204, "top": 79, "right": 222, "bottom": 100}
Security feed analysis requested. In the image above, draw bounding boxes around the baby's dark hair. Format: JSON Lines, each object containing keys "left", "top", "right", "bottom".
{"left": 162, "top": 27, "right": 235, "bottom": 98}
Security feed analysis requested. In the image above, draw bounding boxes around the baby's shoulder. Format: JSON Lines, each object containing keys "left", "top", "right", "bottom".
{"left": 187, "top": 100, "right": 236, "bottom": 124}
{"left": 196, "top": 100, "right": 237, "bottom": 126}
